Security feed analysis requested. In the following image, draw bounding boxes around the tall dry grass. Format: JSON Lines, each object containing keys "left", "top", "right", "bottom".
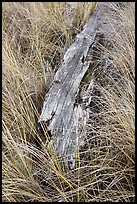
{"left": 2, "top": 2, "right": 134, "bottom": 202}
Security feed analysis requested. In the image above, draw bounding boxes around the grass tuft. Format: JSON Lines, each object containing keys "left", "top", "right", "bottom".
{"left": 2, "top": 2, "right": 134, "bottom": 202}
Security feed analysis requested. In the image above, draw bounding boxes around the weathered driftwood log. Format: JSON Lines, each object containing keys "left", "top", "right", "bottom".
{"left": 37, "top": 2, "right": 125, "bottom": 169}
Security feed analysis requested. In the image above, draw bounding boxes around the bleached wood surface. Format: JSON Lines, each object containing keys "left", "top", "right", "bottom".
{"left": 37, "top": 2, "right": 126, "bottom": 169}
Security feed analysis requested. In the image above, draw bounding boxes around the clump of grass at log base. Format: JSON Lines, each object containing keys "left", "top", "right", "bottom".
{"left": 2, "top": 2, "right": 135, "bottom": 202}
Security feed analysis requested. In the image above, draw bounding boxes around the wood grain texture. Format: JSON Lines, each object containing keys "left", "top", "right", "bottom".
{"left": 38, "top": 2, "right": 124, "bottom": 169}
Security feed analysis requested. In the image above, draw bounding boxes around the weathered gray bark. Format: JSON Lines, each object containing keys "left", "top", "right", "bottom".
{"left": 37, "top": 2, "right": 126, "bottom": 169}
